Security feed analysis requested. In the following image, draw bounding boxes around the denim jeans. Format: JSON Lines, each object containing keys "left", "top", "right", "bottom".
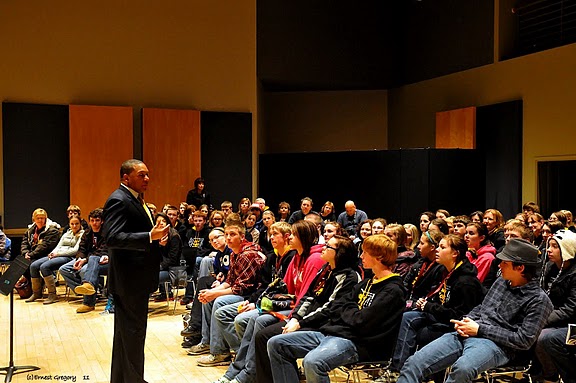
{"left": 59, "top": 257, "right": 108, "bottom": 307}
{"left": 398, "top": 332, "right": 509, "bottom": 383}
{"left": 199, "top": 255, "right": 215, "bottom": 278}
{"left": 201, "top": 294, "right": 244, "bottom": 352}
{"left": 214, "top": 301, "right": 244, "bottom": 355}
{"left": 268, "top": 331, "right": 359, "bottom": 383}
{"left": 30, "top": 256, "right": 72, "bottom": 278}
{"left": 537, "top": 327, "right": 576, "bottom": 383}
{"left": 223, "top": 310, "right": 284, "bottom": 383}
{"left": 392, "top": 311, "right": 436, "bottom": 371}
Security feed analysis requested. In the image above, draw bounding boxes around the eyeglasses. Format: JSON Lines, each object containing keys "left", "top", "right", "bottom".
{"left": 324, "top": 244, "right": 339, "bottom": 252}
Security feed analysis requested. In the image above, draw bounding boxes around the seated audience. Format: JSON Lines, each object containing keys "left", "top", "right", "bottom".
{"left": 561, "top": 209, "right": 576, "bottom": 232}
{"left": 244, "top": 212, "right": 260, "bottom": 245}
{"left": 323, "top": 221, "right": 343, "bottom": 242}
{"left": 534, "top": 229, "right": 576, "bottom": 383}
{"left": 181, "top": 227, "right": 232, "bottom": 347}
{"left": 21, "top": 208, "right": 60, "bottom": 281}
{"left": 203, "top": 222, "right": 299, "bottom": 379}
{"left": 277, "top": 201, "right": 291, "bottom": 222}
{"left": 404, "top": 223, "right": 419, "bottom": 250}
{"left": 198, "top": 220, "right": 324, "bottom": 376}
{"left": 465, "top": 222, "right": 496, "bottom": 283}
{"left": 319, "top": 201, "right": 336, "bottom": 223}
{"left": 484, "top": 209, "right": 506, "bottom": 252}
{"left": 249, "top": 204, "right": 263, "bottom": 231}
{"left": 452, "top": 215, "right": 470, "bottom": 238}
{"left": 267, "top": 234, "right": 406, "bottom": 383}
{"left": 288, "top": 197, "right": 316, "bottom": 224}
{"left": 385, "top": 223, "right": 417, "bottom": 277}
{"left": 397, "top": 239, "right": 553, "bottom": 383}
{"left": 337, "top": 200, "right": 368, "bottom": 238}
{"left": 402, "top": 230, "right": 445, "bottom": 303}
{"left": 392, "top": 234, "right": 484, "bottom": 372}
{"left": 209, "top": 210, "right": 225, "bottom": 229}
{"left": 371, "top": 218, "right": 387, "bottom": 235}
{"left": 435, "top": 209, "right": 450, "bottom": 220}
{"left": 238, "top": 198, "right": 252, "bottom": 221}
{"left": 61, "top": 204, "right": 89, "bottom": 232}
{"left": 419, "top": 211, "right": 435, "bottom": 233}
{"left": 257, "top": 210, "right": 275, "bottom": 256}
{"left": 355, "top": 219, "right": 373, "bottom": 258}
{"left": 549, "top": 210, "right": 568, "bottom": 228}
{"left": 429, "top": 218, "right": 449, "bottom": 235}
{"left": 0, "top": 225, "right": 11, "bottom": 261}
{"left": 527, "top": 213, "right": 545, "bottom": 250}
{"left": 254, "top": 235, "right": 363, "bottom": 383}
{"left": 180, "top": 211, "right": 211, "bottom": 305}
{"left": 487, "top": 219, "right": 532, "bottom": 287}
{"left": 27, "top": 216, "right": 84, "bottom": 304}
{"left": 155, "top": 212, "right": 184, "bottom": 302}
{"left": 186, "top": 222, "right": 264, "bottom": 365}
{"left": 470, "top": 210, "right": 484, "bottom": 224}
{"left": 220, "top": 201, "right": 233, "bottom": 219}
{"left": 59, "top": 208, "right": 108, "bottom": 313}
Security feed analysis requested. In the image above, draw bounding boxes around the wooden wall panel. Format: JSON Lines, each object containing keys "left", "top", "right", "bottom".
{"left": 142, "top": 108, "right": 201, "bottom": 208}
{"left": 69, "top": 105, "right": 133, "bottom": 214}
{"left": 435, "top": 106, "right": 476, "bottom": 149}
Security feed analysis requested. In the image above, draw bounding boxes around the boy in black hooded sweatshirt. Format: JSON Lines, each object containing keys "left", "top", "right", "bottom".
{"left": 267, "top": 234, "right": 406, "bottom": 383}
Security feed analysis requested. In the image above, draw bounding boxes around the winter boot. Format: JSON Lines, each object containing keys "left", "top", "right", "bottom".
{"left": 25, "top": 277, "right": 43, "bottom": 302}
{"left": 43, "top": 274, "right": 58, "bottom": 304}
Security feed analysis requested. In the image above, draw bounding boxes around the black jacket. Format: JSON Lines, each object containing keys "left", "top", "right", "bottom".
{"left": 423, "top": 258, "right": 484, "bottom": 324}
{"left": 320, "top": 275, "right": 406, "bottom": 361}
{"left": 292, "top": 265, "right": 362, "bottom": 329}
{"left": 403, "top": 258, "right": 446, "bottom": 300}
{"left": 21, "top": 224, "right": 60, "bottom": 260}
{"left": 542, "top": 261, "right": 576, "bottom": 327}
{"left": 103, "top": 186, "right": 160, "bottom": 295}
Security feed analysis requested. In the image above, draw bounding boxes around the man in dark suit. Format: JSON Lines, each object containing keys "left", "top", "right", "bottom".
{"left": 103, "top": 159, "right": 169, "bottom": 383}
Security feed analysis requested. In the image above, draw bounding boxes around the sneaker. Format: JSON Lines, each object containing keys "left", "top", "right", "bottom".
{"left": 197, "top": 353, "right": 232, "bottom": 367}
{"left": 187, "top": 343, "right": 210, "bottom": 355}
{"left": 186, "top": 301, "right": 194, "bottom": 310}
{"left": 211, "top": 377, "right": 230, "bottom": 383}
{"left": 76, "top": 304, "right": 95, "bottom": 313}
{"left": 180, "top": 297, "right": 192, "bottom": 305}
{"left": 74, "top": 282, "right": 96, "bottom": 296}
{"left": 182, "top": 313, "right": 191, "bottom": 327}
{"left": 181, "top": 325, "right": 200, "bottom": 337}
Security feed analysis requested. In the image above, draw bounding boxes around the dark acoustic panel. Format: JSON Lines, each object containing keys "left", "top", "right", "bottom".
{"left": 201, "top": 112, "right": 252, "bottom": 208}
{"left": 428, "top": 149, "right": 485, "bottom": 218}
{"left": 476, "top": 100, "right": 523, "bottom": 219}
{"left": 260, "top": 151, "right": 401, "bottom": 224}
{"left": 400, "top": 149, "right": 430, "bottom": 224}
{"left": 3, "top": 102, "right": 70, "bottom": 228}
{"left": 260, "top": 149, "right": 482, "bottom": 227}
{"left": 538, "top": 160, "right": 576, "bottom": 218}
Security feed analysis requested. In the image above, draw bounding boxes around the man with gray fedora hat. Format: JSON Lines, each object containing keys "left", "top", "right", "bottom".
{"left": 398, "top": 238, "right": 553, "bottom": 383}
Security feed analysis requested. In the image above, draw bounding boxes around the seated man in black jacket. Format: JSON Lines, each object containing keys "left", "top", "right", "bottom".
{"left": 267, "top": 234, "right": 406, "bottom": 383}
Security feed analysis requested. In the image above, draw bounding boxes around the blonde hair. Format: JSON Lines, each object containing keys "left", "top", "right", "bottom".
{"left": 32, "top": 208, "right": 48, "bottom": 220}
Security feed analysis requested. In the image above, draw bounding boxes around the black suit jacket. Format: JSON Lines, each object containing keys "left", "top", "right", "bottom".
{"left": 103, "top": 186, "right": 159, "bottom": 295}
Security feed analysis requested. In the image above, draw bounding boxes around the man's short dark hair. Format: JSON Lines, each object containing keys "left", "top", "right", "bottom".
{"left": 89, "top": 208, "right": 104, "bottom": 220}
{"left": 120, "top": 159, "right": 144, "bottom": 179}
{"left": 513, "top": 262, "right": 538, "bottom": 280}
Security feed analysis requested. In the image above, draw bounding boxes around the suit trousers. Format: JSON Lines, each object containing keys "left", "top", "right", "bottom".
{"left": 110, "top": 292, "right": 150, "bottom": 383}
